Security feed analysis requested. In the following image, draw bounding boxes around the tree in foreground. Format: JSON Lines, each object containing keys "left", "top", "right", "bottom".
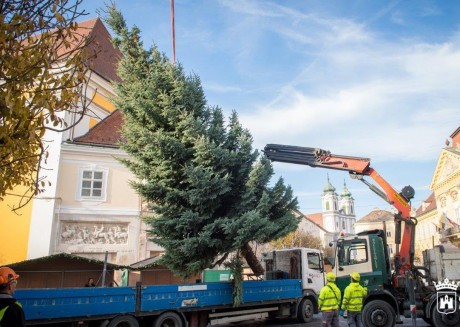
{"left": 0, "top": 0, "right": 94, "bottom": 209}
{"left": 105, "top": 5, "right": 299, "bottom": 279}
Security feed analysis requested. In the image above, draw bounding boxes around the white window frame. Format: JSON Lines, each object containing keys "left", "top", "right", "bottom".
{"left": 76, "top": 166, "right": 109, "bottom": 202}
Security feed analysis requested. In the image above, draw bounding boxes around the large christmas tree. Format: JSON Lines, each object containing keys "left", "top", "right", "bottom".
{"left": 105, "top": 6, "right": 299, "bottom": 278}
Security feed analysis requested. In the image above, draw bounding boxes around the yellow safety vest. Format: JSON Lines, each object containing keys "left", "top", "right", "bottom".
{"left": 0, "top": 301, "right": 22, "bottom": 326}
{"left": 319, "top": 282, "right": 341, "bottom": 311}
{"left": 341, "top": 282, "right": 367, "bottom": 312}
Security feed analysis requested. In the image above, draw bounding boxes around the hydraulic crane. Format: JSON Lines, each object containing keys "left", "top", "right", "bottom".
{"left": 264, "top": 144, "right": 458, "bottom": 327}
{"left": 263, "top": 144, "right": 416, "bottom": 280}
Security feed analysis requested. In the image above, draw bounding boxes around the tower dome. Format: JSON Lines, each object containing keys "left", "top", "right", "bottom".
{"left": 341, "top": 180, "right": 352, "bottom": 198}
{"left": 323, "top": 174, "right": 336, "bottom": 193}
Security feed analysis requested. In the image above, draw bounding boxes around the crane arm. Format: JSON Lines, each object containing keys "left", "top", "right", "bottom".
{"left": 264, "top": 144, "right": 416, "bottom": 277}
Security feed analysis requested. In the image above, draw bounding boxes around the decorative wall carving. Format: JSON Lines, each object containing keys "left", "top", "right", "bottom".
{"left": 60, "top": 223, "right": 129, "bottom": 245}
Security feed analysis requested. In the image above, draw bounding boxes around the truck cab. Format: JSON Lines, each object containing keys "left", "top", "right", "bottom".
{"left": 333, "top": 230, "right": 391, "bottom": 293}
{"left": 262, "top": 248, "right": 325, "bottom": 294}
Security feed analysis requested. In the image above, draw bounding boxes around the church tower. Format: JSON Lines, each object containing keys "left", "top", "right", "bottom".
{"left": 339, "top": 180, "right": 356, "bottom": 233}
{"left": 340, "top": 180, "right": 354, "bottom": 215}
{"left": 321, "top": 176, "right": 357, "bottom": 234}
{"left": 322, "top": 175, "right": 339, "bottom": 232}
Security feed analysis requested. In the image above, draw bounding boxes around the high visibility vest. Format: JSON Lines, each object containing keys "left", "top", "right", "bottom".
{"left": 0, "top": 301, "right": 22, "bottom": 326}
{"left": 318, "top": 282, "right": 341, "bottom": 311}
{"left": 341, "top": 282, "right": 367, "bottom": 312}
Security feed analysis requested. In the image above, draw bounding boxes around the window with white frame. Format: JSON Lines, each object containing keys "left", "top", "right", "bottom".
{"left": 78, "top": 167, "right": 108, "bottom": 201}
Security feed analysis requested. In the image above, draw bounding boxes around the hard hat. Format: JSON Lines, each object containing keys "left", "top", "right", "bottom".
{"left": 0, "top": 267, "right": 19, "bottom": 285}
{"left": 350, "top": 272, "right": 360, "bottom": 281}
{"left": 326, "top": 272, "right": 336, "bottom": 282}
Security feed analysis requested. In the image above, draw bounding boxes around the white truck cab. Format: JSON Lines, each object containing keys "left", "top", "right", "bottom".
{"left": 261, "top": 248, "right": 325, "bottom": 294}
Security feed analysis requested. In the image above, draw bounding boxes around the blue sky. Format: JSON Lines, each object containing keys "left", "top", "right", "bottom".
{"left": 81, "top": 0, "right": 460, "bottom": 219}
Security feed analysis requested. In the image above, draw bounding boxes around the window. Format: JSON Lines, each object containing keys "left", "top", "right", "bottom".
{"left": 77, "top": 167, "right": 108, "bottom": 201}
{"left": 386, "top": 231, "right": 392, "bottom": 237}
{"left": 337, "top": 238, "right": 368, "bottom": 266}
{"left": 81, "top": 171, "right": 103, "bottom": 197}
{"left": 326, "top": 202, "right": 330, "bottom": 210}
{"left": 342, "top": 220, "right": 346, "bottom": 229}
{"left": 307, "top": 252, "right": 322, "bottom": 271}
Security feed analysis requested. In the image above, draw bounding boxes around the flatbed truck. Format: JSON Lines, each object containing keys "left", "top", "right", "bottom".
{"left": 15, "top": 248, "right": 324, "bottom": 326}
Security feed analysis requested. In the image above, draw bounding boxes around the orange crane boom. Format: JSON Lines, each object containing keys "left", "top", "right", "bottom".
{"left": 264, "top": 144, "right": 417, "bottom": 279}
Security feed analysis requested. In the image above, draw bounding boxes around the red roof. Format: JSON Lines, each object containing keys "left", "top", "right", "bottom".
{"left": 74, "top": 110, "right": 123, "bottom": 146}
{"left": 415, "top": 193, "right": 437, "bottom": 217}
{"left": 305, "top": 212, "right": 324, "bottom": 228}
{"left": 28, "top": 18, "right": 121, "bottom": 83}
{"left": 76, "top": 18, "right": 122, "bottom": 82}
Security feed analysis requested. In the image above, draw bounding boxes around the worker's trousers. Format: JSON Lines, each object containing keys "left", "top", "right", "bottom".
{"left": 347, "top": 311, "right": 363, "bottom": 327}
{"left": 321, "top": 310, "right": 339, "bottom": 327}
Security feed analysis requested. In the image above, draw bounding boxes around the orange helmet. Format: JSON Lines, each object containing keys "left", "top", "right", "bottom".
{"left": 0, "top": 267, "right": 19, "bottom": 285}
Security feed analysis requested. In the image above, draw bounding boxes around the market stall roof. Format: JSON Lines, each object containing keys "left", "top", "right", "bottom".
{"left": 129, "top": 255, "right": 163, "bottom": 270}
{"left": 6, "top": 252, "right": 130, "bottom": 271}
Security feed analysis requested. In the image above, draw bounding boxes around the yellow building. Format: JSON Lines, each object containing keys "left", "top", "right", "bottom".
{"left": 414, "top": 126, "right": 460, "bottom": 261}
{"left": 0, "top": 18, "right": 121, "bottom": 265}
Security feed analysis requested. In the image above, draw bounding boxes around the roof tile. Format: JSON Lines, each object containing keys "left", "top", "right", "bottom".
{"left": 74, "top": 110, "right": 123, "bottom": 146}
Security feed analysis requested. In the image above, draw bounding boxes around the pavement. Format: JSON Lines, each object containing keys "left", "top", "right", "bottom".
{"left": 217, "top": 314, "right": 431, "bottom": 327}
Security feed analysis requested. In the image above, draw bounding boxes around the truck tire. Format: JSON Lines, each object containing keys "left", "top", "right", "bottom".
{"left": 362, "top": 300, "right": 395, "bottom": 327}
{"left": 107, "top": 315, "right": 139, "bottom": 327}
{"left": 153, "top": 312, "right": 183, "bottom": 327}
{"left": 431, "top": 303, "right": 460, "bottom": 327}
{"left": 422, "top": 316, "right": 433, "bottom": 326}
{"left": 297, "top": 298, "right": 314, "bottom": 323}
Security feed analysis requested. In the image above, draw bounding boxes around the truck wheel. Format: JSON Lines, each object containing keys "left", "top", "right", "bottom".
{"left": 107, "top": 315, "right": 139, "bottom": 327}
{"left": 153, "top": 312, "right": 183, "bottom": 327}
{"left": 422, "top": 316, "right": 433, "bottom": 326}
{"left": 297, "top": 298, "right": 314, "bottom": 323}
{"left": 431, "top": 304, "right": 460, "bottom": 327}
{"left": 362, "top": 300, "right": 395, "bottom": 327}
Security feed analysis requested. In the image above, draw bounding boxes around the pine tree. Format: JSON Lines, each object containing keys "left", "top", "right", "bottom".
{"left": 105, "top": 6, "right": 299, "bottom": 279}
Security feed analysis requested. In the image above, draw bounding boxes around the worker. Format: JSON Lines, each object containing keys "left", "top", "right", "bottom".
{"left": 85, "top": 277, "right": 96, "bottom": 287}
{"left": 340, "top": 272, "right": 367, "bottom": 327}
{"left": 0, "top": 267, "right": 25, "bottom": 327}
{"left": 318, "top": 272, "right": 341, "bottom": 327}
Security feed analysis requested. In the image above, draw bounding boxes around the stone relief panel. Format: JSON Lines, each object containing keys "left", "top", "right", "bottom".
{"left": 60, "top": 223, "right": 129, "bottom": 245}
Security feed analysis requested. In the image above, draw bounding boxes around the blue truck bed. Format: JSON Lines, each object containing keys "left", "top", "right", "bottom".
{"left": 15, "top": 279, "right": 302, "bottom": 322}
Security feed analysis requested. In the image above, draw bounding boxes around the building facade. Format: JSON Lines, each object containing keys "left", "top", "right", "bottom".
{"left": 0, "top": 18, "right": 160, "bottom": 267}
{"left": 414, "top": 126, "right": 460, "bottom": 258}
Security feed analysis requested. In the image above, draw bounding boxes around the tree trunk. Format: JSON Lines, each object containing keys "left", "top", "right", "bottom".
{"left": 241, "top": 243, "right": 265, "bottom": 275}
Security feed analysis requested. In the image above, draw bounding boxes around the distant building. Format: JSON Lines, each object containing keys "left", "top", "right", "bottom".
{"left": 415, "top": 126, "right": 460, "bottom": 257}
{"left": 296, "top": 177, "right": 357, "bottom": 248}
{"left": 293, "top": 210, "right": 329, "bottom": 246}
{"left": 354, "top": 209, "right": 396, "bottom": 258}
{"left": 414, "top": 193, "right": 439, "bottom": 262}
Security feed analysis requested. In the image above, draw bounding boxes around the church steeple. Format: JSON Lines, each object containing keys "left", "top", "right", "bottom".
{"left": 340, "top": 180, "right": 354, "bottom": 215}
{"left": 341, "top": 180, "right": 351, "bottom": 197}
{"left": 322, "top": 174, "right": 338, "bottom": 212}
{"left": 323, "top": 174, "right": 336, "bottom": 193}
{"left": 321, "top": 177, "right": 356, "bottom": 235}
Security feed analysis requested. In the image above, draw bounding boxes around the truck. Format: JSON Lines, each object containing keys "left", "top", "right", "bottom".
{"left": 423, "top": 243, "right": 460, "bottom": 283}
{"left": 264, "top": 143, "right": 460, "bottom": 327}
{"left": 15, "top": 248, "right": 324, "bottom": 326}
